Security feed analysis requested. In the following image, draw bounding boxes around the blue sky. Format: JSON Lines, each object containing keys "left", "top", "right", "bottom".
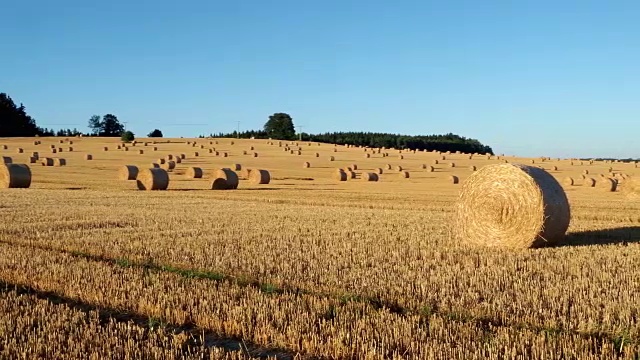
{"left": 2, "top": 1, "right": 639, "bottom": 158}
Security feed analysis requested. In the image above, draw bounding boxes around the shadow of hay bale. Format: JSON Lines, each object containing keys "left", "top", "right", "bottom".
{"left": 557, "top": 226, "right": 640, "bottom": 247}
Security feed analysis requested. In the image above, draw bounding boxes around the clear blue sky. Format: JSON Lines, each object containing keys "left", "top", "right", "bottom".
{"left": 2, "top": 1, "right": 639, "bottom": 158}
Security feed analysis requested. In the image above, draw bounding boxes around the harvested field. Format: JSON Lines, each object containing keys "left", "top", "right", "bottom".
{"left": 0, "top": 136, "right": 639, "bottom": 359}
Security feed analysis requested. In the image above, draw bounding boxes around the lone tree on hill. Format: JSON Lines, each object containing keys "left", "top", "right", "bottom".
{"left": 88, "top": 114, "right": 125, "bottom": 136}
{"left": 148, "top": 129, "right": 163, "bottom": 137}
{"left": 264, "top": 112, "right": 295, "bottom": 140}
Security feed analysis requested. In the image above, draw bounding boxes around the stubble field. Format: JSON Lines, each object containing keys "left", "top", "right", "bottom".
{"left": 1, "top": 136, "right": 639, "bottom": 359}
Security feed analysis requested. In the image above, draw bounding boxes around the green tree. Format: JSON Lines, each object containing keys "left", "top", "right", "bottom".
{"left": 264, "top": 113, "right": 295, "bottom": 140}
{"left": 87, "top": 114, "right": 125, "bottom": 136}
{"left": 121, "top": 131, "right": 135, "bottom": 142}
{"left": 147, "top": 129, "right": 163, "bottom": 137}
{"left": 0, "top": 93, "right": 41, "bottom": 137}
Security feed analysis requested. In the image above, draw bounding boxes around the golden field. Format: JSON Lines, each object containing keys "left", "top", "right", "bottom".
{"left": 1, "top": 136, "right": 639, "bottom": 359}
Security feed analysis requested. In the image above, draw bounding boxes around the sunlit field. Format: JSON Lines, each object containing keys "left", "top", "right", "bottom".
{"left": 1, "top": 136, "right": 639, "bottom": 359}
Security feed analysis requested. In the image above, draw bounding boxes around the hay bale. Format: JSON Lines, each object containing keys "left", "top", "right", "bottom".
{"left": 162, "top": 161, "right": 176, "bottom": 171}
{"left": 375, "top": 168, "right": 383, "bottom": 174}
{"left": 563, "top": 177, "right": 574, "bottom": 186}
{"left": 333, "top": 169, "right": 347, "bottom": 181}
{"left": 41, "top": 158, "right": 53, "bottom": 166}
{"left": 215, "top": 168, "right": 239, "bottom": 189}
{"left": 175, "top": 157, "right": 182, "bottom": 164}
{"left": 365, "top": 154, "right": 371, "bottom": 158}
{"left": 208, "top": 149, "right": 213, "bottom": 153}
{"left": 583, "top": 178, "right": 596, "bottom": 187}
{"left": 85, "top": 154, "right": 93, "bottom": 160}
{"left": 455, "top": 164, "right": 571, "bottom": 248}
{"left": 470, "top": 165, "right": 477, "bottom": 172}
{"left": 153, "top": 147, "right": 158, "bottom": 151}
{"left": 433, "top": 159, "right": 439, "bottom": 165}
{"left": 597, "top": 178, "right": 617, "bottom": 192}
{"left": 361, "top": 172, "right": 379, "bottom": 182}
{"left": 16, "top": 148, "right": 23, "bottom": 154}
{"left": 233, "top": 164, "right": 242, "bottom": 171}
{"left": 166, "top": 154, "right": 173, "bottom": 160}
{"left": 186, "top": 167, "right": 203, "bottom": 179}
{"left": 399, "top": 171, "right": 410, "bottom": 178}
{"left": 303, "top": 162, "right": 310, "bottom": 168}
{"left": 583, "top": 170, "right": 589, "bottom": 175}
{"left": 151, "top": 163, "right": 159, "bottom": 168}
{"left": 399, "top": 155, "right": 404, "bottom": 160}
{"left": 223, "top": 152, "right": 228, "bottom": 158}
{"left": 68, "top": 147, "right": 73, "bottom": 152}
{"left": 351, "top": 164, "right": 358, "bottom": 170}
{"left": 122, "top": 147, "right": 128, "bottom": 152}
{"left": 138, "top": 150, "right": 144, "bottom": 155}
{"left": 344, "top": 166, "right": 353, "bottom": 172}
{"left": 395, "top": 165, "right": 403, "bottom": 171}
{"left": 427, "top": 166, "right": 435, "bottom": 172}
{"left": 119, "top": 165, "right": 138, "bottom": 180}
{"left": 194, "top": 152, "right": 199, "bottom": 157}
{"left": 315, "top": 153, "right": 320, "bottom": 157}
{"left": 136, "top": 168, "right": 169, "bottom": 191}
{"left": 333, "top": 148, "right": 337, "bottom": 153}
{"left": 243, "top": 150, "right": 248, "bottom": 155}
{"left": 329, "top": 156, "right": 335, "bottom": 161}
{"left": 450, "top": 175, "right": 459, "bottom": 184}
{"left": 103, "top": 147, "right": 109, "bottom": 151}
{"left": 1, "top": 156, "right": 12, "bottom": 164}
{"left": 249, "top": 169, "right": 270, "bottom": 184}
{"left": 54, "top": 158, "right": 66, "bottom": 167}
{"left": 449, "top": 163, "right": 456, "bottom": 168}
{"left": 253, "top": 152, "right": 258, "bottom": 157}
{"left": 622, "top": 177, "right": 640, "bottom": 198}
{"left": 0, "top": 164, "right": 31, "bottom": 188}
{"left": 157, "top": 158, "right": 166, "bottom": 165}
{"left": 552, "top": 166, "right": 558, "bottom": 171}
{"left": 346, "top": 170, "right": 356, "bottom": 179}
{"left": 28, "top": 157, "right": 37, "bottom": 164}
{"left": 51, "top": 149, "right": 57, "bottom": 154}
{"left": 179, "top": 154, "right": 186, "bottom": 159}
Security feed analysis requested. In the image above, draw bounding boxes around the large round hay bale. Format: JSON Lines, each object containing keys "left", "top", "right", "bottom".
{"left": 136, "top": 168, "right": 169, "bottom": 190}
{"left": 223, "top": 152, "right": 228, "bottom": 157}
{"left": 166, "top": 154, "right": 173, "bottom": 161}
{"left": 208, "top": 149, "right": 213, "bottom": 153}
{"left": 54, "top": 158, "right": 66, "bottom": 167}
{"left": 174, "top": 157, "right": 182, "bottom": 164}
{"left": 157, "top": 158, "right": 166, "bottom": 165}
{"left": 454, "top": 164, "right": 571, "bottom": 248}
{"left": 563, "top": 177, "right": 574, "bottom": 186}
{"left": 583, "top": 170, "right": 589, "bottom": 175}
{"left": 119, "top": 165, "right": 138, "bottom": 180}
{"left": 375, "top": 168, "right": 383, "bottom": 174}
{"left": 351, "top": 164, "right": 358, "bottom": 170}
{"left": 333, "top": 169, "right": 347, "bottom": 181}
{"left": 344, "top": 166, "right": 353, "bottom": 172}
{"left": 85, "top": 154, "right": 93, "bottom": 160}
{"left": 51, "top": 148, "right": 57, "bottom": 154}
{"left": 583, "top": 178, "right": 595, "bottom": 187}
{"left": 163, "top": 161, "right": 176, "bottom": 171}
{"left": 186, "top": 167, "right": 203, "bottom": 179}
{"left": 399, "top": 171, "right": 410, "bottom": 178}
{"left": 215, "top": 168, "right": 239, "bottom": 189}
{"left": 0, "top": 164, "right": 31, "bottom": 188}
{"left": 68, "top": 147, "right": 73, "bottom": 152}
{"left": 138, "top": 150, "right": 144, "bottom": 155}
{"left": 303, "top": 162, "right": 310, "bottom": 168}
{"left": 41, "top": 158, "right": 54, "bottom": 166}
{"left": 249, "top": 169, "right": 270, "bottom": 184}
{"left": 597, "top": 178, "right": 617, "bottom": 192}
{"left": 151, "top": 163, "right": 159, "bottom": 168}
{"left": 253, "top": 152, "right": 258, "bottom": 157}
{"left": 361, "top": 172, "right": 379, "bottom": 182}
{"left": 179, "top": 154, "right": 186, "bottom": 159}
{"left": 385, "top": 164, "right": 392, "bottom": 170}
{"left": 552, "top": 166, "right": 558, "bottom": 171}
{"left": 399, "top": 155, "right": 404, "bottom": 160}
{"left": 346, "top": 170, "right": 356, "bottom": 179}
{"left": 194, "top": 152, "right": 199, "bottom": 157}
{"left": 28, "top": 157, "right": 37, "bottom": 164}
{"left": 1, "top": 156, "right": 12, "bottom": 164}
{"left": 240, "top": 168, "right": 252, "bottom": 178}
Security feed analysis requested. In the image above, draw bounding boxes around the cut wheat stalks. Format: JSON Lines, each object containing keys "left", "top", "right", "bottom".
{"left": 455, "top": 163, "right": 571, "bottom": 248}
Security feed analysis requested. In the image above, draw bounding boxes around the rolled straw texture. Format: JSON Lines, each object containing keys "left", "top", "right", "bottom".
{"left": 215, "top": 168, "right": 239, "bottom": 189}
{"left": 454, "top": 163, "right": 570, "bottom": 248}
{"left": 249, "top": 169, "right": 270, "bottom": 184}
{"left": 136, "top": 168, "right": 169, "bottom": 190}
{"left": 0, "top": 164, "right": 31, "bottom": 188}
{"left": 119, "top": 165, "right": 139, "bottom": 180}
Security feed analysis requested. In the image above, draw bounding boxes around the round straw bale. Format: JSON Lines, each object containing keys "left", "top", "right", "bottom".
{"left": 33, "top": 141, "right": 38, "bottom": 145}
{"left": 230, "top": 141, "right": 234, "bottom": 145}
{"left": 103, "top": 147, "right": 109, "bottom": 151}
{"left": 54, "top": 158, "right": 66, "bottom": 166}
{"left": 433, "top": 159, "right": 439, "bottom": 165}
{"left": 194, "top": 152, "right": 199, "bottom": 157}
{"left": 240, "top": 168, "right": 252, "bottom": 178}
{"left": 455, "top": 164, "right": 571, "bottom": 248}
{"left": 243, "top": 150, "right": 248, "bottom": 155}
{"left": 122, "top": 147, "right": 128, "bottom": 151}
{"left": 30, "top": 152, "right": 39, "bottom": 159}
{"left": 51, "top": 149, "right": 57, "bottom": 154}
{"left": 1, "top": 156, "right": 12, "bottom": 164}
{"left": 233, "top": 164, "right": 242, "bottom": 171}
{"left": 49, "top": 145, "right": 54, "bottom": 149}
{"left": 365, "top": 154, "right": 371, "bottom": 158}
{"left": 208, "top": 149, "right": 213, "bottom": 153}
{"left": 162, "top": 161, "right": 176, "bottom": 171}
{"left": 333, "top": 169, "right": 347, "bottom": 181}
{"left": 136, "top": 168, "right": 169, "bottom": 190}
{"left": 166, "top": 154, "right": 173, "bottom": 160}
{"left": 344, "top": 166, "right": 353, "bottom": 172}
{"left": 552, "top": 166, "right": 558, "bottom": 171}
{"left": 583, "top": 170, "right": 589, "bottom": 175}
{"left": 150, "top": 163, "right": 160, "bottom": 168}
{"left": 174, "top": 157, "right": 182, "bottom": 164}
{"left": 386, "top": 164, "right": 392, "bottom": 170}
{"left": 68, "top": 147, "right": 73, "bottom": 152}
{"left": 361, "top": 172, "right": 379, "bottom": 182}
{"left": 119, "top": 165, "right": 138, "bottom": 180}
{"left": 399, "top": 155, "right": 404, "bottom": 160}
{"left": 249, "top": 169, "right": 270, "bottom": 184}
{"left": 530, "top": 159, "right": 535, "bottom": 164}
{"left": 449, "top": 163, "right": 456, "bottom": 168}
{"left": 41, "top": 158, "right": 53, "bottom": 166}
{"left": 346, "top": 170, "right": 356, "bottom": 179}
{"left": 351, "top": 164, "right": 358, "bottom": 170}
{"left": 427, "top": 166, "right": 435, "bottom": 172}
{"left": 563, "top": 177, "right": 574, "bottom": 186}
{"left": 375, "top": 168, "right": 383, "bottom": 174}
{"left": 580, "top": 174, "right": 586, "bottom": 180}
{"left": 59, "top": 140, "right": 64, "bottom": 144}
{"left": 156, "top": 158, "right": 165, "bottom": 165}
{"left": 450, "top": 175, "right": 459, "bottom": 184}
{"left": 85, "top": 154, "right": 93, "bottom": 160}
{"left": 215, "top": 168, "right": 239, "bottom": 189}
{"left": 179, "top": 154, "right": 186, "bottom": 159}
{"left": 28, "top": 157, "right": 37, "bottom": 164}
{"left": 622, "top": 177, "right": 640, "bottom": 198}
{"left": 16, "top": 148, "right": 23, "bottom": 154}
{"left": 137, "top": 150, "right": 143, "bottom": 155}
{"left": 303, "top": 162, "right": 310, "bottom": 168}
{"left": 333, "top": 148, "right": 337, "bottom": 152}
{"left": 253, "top": 152, "right": 258, "bottom": 157}
{"left": 470, "top": 165, "right": 477, "bottom": 172}
{"left": 395, "top": 165, "right": 403, "bottom": 171}
{"left": 583, "top": 178, "right": 595, "bottom": 187}
{"left": 315, "top": 152, "right": 320, "bottom": 157}
{"left": 215, "top": 151, "right": 220, "bottom": 156}
{"left": 223, "top": 152, "right": 228, "bottom": 157}
{"left": 186, "top": 167, "right": 203, "bottom": 179}
{"left": 153, "top": 147, "right": 158, "bottom": 151}
{"left": 399, "top": 171, "right": 410, "bottom": 178}
{"left": 597, "top": 178, "right": 617, "bottom": 192}
{"left": 329, "top": 156, "right": 335, "bottom": 161}
{"left": 0, "top": 164, "right": 31, "bottom": 189}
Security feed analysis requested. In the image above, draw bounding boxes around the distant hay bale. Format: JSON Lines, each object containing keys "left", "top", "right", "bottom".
{"left": 208, "top": 149, "right": 213, "bottom": 153}
{"left": 54, "top": 158, "right": 66, "bottom": 167}
{"left": 243, "top": 150, "right": 248, "bottom": 155}
{"left": 583, "top": 170, "right": 589, "bottom": 175}
{"left": 103, "top": 147, "right": 109, "bottom": 151}
{"left": 0, "top": 164, "right": 31, "bottom": 188}
{"left": 530, "top": 159, "right": 535, "bottom": 164}
{"left": 421, "top": 164, "right": 427, "bottom": 169}
{"left": 16, "top": 148, "right": 23, "bottom": 154}
{"left": 597, "top": 178, "right": 617, "bottom": 192}
{"left": 346, "top": 170, "right": 356, "bottom": 179}
{"left": 117, "top": 145, "right": 122, "bottom": 150}
{"left": 433, "top": 159, "right": 439, "bottom": 165}
{"left": 375, "top": 168, "right": 383, "bottom": 174}
{"left": 223, "top": 152, "right": 228, "bottom": 157}
{"left": 215, "top": 151, "right": 220, "bottom": 156}
{"left": 233, "top": 164, "right": 242, "bottom": 171}
{"left": 119, "top": 165, "right": 138, "bottom": 180}
{"left": 194, "top": 152, "right": 199, "bottom": 157}
{"left": 333, "top": 148, "right": 337, "bottom": 153}
{"left": 166, "top": 154, "right": 173, "bottom": 160}
{"left": 249, "top": 169, "right": 270, "bottom": 184}
{"left": 333, "top": 169, "right": 347, "bottom": 181}
{"left": 470, "top": 165, "right": 477, "bottom": 171}
{"left": 399, "top": 171, "right": 409, "bottom": 178}
{"left": 49, "top": 145, "right": 55, "bottom": 149}
{"left": 622, "top": 177, "right": 640, "bottom": 198}
{"left": 186, "top": 167, "right": 203, "bottom": 179}
{"left": 136, "top": 168, "right": 169, "bottom": 191}
{"left": 351, "top": 164, "right": 358, "bottom": 170}
{"left": 427, "top": 166, "right": 435, "bottom": 172}
{"left": 123, "top": 147, "right": 128, "bottom": 151}
{"left": 230, "top": 141, "right": 234, "bottom": 145}
{"left": 250, "top": 146, "right": 254, "bottom": 150}
{"left": 41, "top": 158, "right": 54, "bottom": 166}
{"left": 1, "top": 156, "right": 12, "bottom": 164}
{"left": 455, "top": 164, "right": 571, "bottom": 248}
{"left": 583, "top": 178, "right": 595, "bottom": 187}
{"left": 365, "top": 153, "right": 371, "bottom": 158}
{"left": 162, "top": 161, "right": 176, "bottom": 171}
{"left": 58, "top": 147, "right": 63, "bottom": 152}
{"left": 343, "top": 166, "right": 353, "bottom": 172}
{"left": 314, "top": 152, "right": 319, "bottom": 158}
{"left": 51, "top": 149, "right": 57, "bottom": 154}
{"left": 399, "top": 155, "right": 404, "bottom": 160}
{"left": 175, "top": 157, "right": 182, "bottom": 164}
{"left": 215, "top": 168, "right": 239, "bottom": 189}
{"left": 303, "top": 162, "right": 310, "bottom": 168}
{"left": 386, "top": 164, "right": 392, "bottom": 170}
{"left": 68, "top": 147, "right": 73, "bottom": 152}
{"left": 33, "top": 141, "right": 38, "bottom": 145}
{"left": 563, "top": 177, "right": 574, "bottom": 186}
{"left": 450, "top": 175, "right": 459, "bottom": 184}
{"left": 28, "top": 157, "right": 37, "bottom": 164}
{"left": 85, "top": 154, "right": 93, "bottom": 160}
{"left": 552, "top": 166, "right": 558, "bottom": 171}
{"left": 59, "top": 140, "right": 64, "bottom": 144}
{"left": 179, "top": 154, "right": 186, "bottom": 159}
{"left": 580, "top": 174, "right": 586, "bottom": 179}
{"left": 153, "top": 147, "right": 158, "bottom": 151}
{"left": 157, "top": 158, "right": 165, "bottom": 164}
{"left": 608, "top": 167, "right": 613, "bottom": 173}
{"left": 253, "top": 152, "right": 258, "bottom": 157}
{"left": 449, "top": 163, "right": 456, "bottom": 168}
{"left": 138, "top": 150, "right": 144, "bottom": 155}
{"left": 151, "top": 163, "right": 159, "bottom": 168}
{"left": 329, "top": 156, "right": 335, "bottom": 161}
{"left": 395, "top": 165, "right": 403, "bottom": 171}
{"left": 361, "top": 172, "right": 379, "bottom": 182}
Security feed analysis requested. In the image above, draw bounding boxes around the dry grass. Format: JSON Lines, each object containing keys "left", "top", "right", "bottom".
{"left": 0, "top": 137, "right": 639, "bottom": 359}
